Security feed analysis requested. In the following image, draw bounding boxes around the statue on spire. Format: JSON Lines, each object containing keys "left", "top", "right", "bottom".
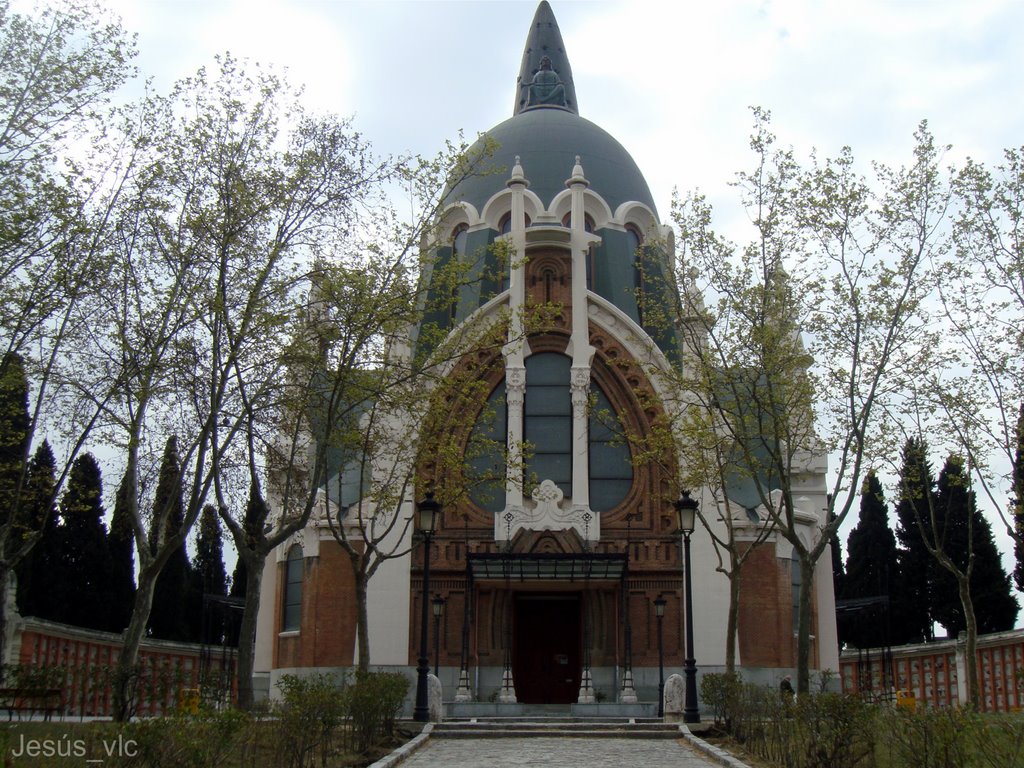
{"left": 525, "top": 56, "right": 567, "bottom": 108}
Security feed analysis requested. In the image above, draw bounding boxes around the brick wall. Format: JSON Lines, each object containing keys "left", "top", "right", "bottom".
{"left": 840, "top": 628, "right": 1024, "bottom": 712}
{"left": 11, "top": 617, "right": 237, "bottom": 717}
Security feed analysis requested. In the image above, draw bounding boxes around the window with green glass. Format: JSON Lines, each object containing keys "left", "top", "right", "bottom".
{"left": 283, "top": 545, "right": 303, "bottom": 632}
{"left": 467, "top": 380, "right": 507, "bottom": 512}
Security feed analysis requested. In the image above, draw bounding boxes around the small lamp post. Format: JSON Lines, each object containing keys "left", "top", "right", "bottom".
{"left": 413, "top": 491, "right": 441, "bottom": 722}
{"left": 432, "top": 594, "right": 446, "bottom": 676}
{"left": 654, "top": 595, "right": 666, "bottom": 717}
{"left": 674, "top": 490, "right": 701, "bottom": 723}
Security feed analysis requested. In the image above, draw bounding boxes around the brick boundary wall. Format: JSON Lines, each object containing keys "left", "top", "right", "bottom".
{"left": 840, "top": 628, "right": 1024, "bottom": 711}
{"left": 7, "top": 616, "right": 237, "bottom": 717}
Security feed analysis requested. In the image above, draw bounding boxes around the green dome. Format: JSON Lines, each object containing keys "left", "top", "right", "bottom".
{"left": 449, "top": 107, "right": 658, "bottom": 218}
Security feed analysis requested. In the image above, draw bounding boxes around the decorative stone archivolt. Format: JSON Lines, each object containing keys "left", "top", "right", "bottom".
{"left": 495, "top": 480, "right": 600, "bottom": 542}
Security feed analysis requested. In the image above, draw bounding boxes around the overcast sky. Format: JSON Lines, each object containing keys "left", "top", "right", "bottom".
{"left": 105, "top": 0, "right": 1024, "bottom": 211}
{"left": 92, "top": 0, "right": 1023, "bottom": 597}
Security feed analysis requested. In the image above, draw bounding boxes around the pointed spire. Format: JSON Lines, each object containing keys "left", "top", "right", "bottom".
{"left": 514, "top": 1, "right": 578, "bottom": 116}
{"left": 507, "top": 155, "right": 529, "bottom": 188}
{"left": 566, "top": 155, "right": 588, "bottom": 188}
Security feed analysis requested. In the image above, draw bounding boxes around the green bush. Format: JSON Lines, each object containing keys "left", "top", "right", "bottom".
{"left": 720, "top": 682, "right": 875, "bottom": 768}
{"left": 121, "top": 709, "right": 252, "bottom": 768}
{"left": 342, "top": 671, "right": 409, "bottom": 754}
{"left": 271, "top": 670, "right": 410, "bottom": 766}
{"left": 273, "top": 673, "right": 348, "bottom": 768}
{"left": 884, "top": 708, "right": 978, "bottom": 768}
{"left": 789, "top": 693, "right": 875, "bottom": 768}
{"left": 700, "top": 671, "right": 743, "bottom": 729}
{"left": 971, "top": 712, "right": 1024, "bottom": 768}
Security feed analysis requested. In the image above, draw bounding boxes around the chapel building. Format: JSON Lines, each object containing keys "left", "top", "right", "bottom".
{"left": 252, "top": 1, "right": 839, "bottom": 708}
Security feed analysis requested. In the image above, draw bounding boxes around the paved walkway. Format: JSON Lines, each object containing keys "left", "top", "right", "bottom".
{"left": 397, "top": 736, "right": 730, "bottom": 767}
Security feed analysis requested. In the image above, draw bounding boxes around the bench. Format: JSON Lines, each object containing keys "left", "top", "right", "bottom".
{"left": 0, "top": 688, "right": 63, "bottom": 720}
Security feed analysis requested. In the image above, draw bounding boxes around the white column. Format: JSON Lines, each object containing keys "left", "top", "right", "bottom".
{"left": 566, "top": 157, "right": 597, "bottom": 540}
{"left": 499, "top": 157, "right": 529, "bottom": 539}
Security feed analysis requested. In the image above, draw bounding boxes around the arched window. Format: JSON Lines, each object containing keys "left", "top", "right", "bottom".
{"left": 588, "top": 386, "right": 633, "bottom": 511}
{"left": 466, "top": 356, "right": 634, "bottom": 513}
{"left": 790, "top": 548, "right": 801, "bottom": 632}
{"left": 467, "top": 380, "right": 507, "bottom": 513}
{"left": 561, "top": 211, "right": 594, "bottom": 232}
{"left": 524, "top": 353, "right": 573, "bottom": 496}
{"left": 452, "top": 223, "right": 468, "bottom": 257}
{"left": 449, "top": 224, "right": 469, "bottom": 321}
{"left": 283, "top": 544, "right": 303, "bottom": 632}
{"left": 628, "top": 225, "right": 645, "bottom": 324}
{"left": 499, "top": 212, "right": 531, "bottom": 234}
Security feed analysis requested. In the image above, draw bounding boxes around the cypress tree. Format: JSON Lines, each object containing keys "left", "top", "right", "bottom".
{"left": 188, "top": 505, "right": 228, "bottom": 642}
{"left": 893, "top": 437, "right": 936, "bottom": 643}
{"left": 1, "top": 353, "right": 42, "bottom": 629}
{"left": 843, "top": 471, "right": 900, "bottom": 648}
{"left": 107, "top": 473, "right": 137, "bottom": 632}
{"left": 829, "top": 509, "right": 845, "bottom": 600}
{"left": 15, "top": 442, "right": 59, "bottom": 618}
{"left": 148, "top": 436, "right": 192, "bottom": 641}
{"left": 931, "top": 456, "right": 1018, "bottom": 635}
{"left": 229, "top": 486, "right": 266, "bottom": 601}
{"left": 0, "top": 353, "right": 30, "bottom": 527}
{"left": 55, "top": 453, "right": 112, "bottom": 630}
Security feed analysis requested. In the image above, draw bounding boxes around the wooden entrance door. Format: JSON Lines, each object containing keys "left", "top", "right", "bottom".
{"left": 512, "top": 594, "right": 581, "bottom": 704}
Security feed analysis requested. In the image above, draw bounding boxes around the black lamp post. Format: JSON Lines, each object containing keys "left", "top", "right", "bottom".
{"left": 654, "top": 595, "right": 666, "bottom": 717}
{"left": 675, "top": 490, "right": 701, "bottom": 724}
{"left": 432, "top": 594, "right": 446, "bottom": 676}
{"left": 414, "top": 492, "right": 440, "bottom": 722}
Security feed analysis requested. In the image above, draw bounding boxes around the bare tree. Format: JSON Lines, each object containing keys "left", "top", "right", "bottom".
{"left": 663, "top": 111, "right": 938, "bottom": 692}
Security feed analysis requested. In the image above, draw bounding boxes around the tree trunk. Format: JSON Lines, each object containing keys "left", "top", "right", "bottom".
{"left": 234, "top": 551, "right": 265, "bottom": 710}
{"left": 796, "top": 556, "right": 816, "bottom": 694}
{"left": 355, "top": 571, "right": 370, "bottom": 673}
{"left": 956, "top": 572, "right": 980, "bottom": 708}
{"left": 113, "top": 566, "right": 157, "bottom": 721}
{"left": 725, "top": 568, "right": 742, "bottom": 673}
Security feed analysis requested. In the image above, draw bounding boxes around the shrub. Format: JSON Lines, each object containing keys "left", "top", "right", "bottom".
{"left": 722, "top": 682, "right": 875, "bottom": 768}
{"left": 121, "top": 709, "right": 252, "bottom": 768}
{"left": 789, "top": 693, "right": 875, "bottom": 768}
{"left": 700, "top": 671, "right": 743, "bottom": 729}
{"left": 341, "top": 670, "right": 409, "bottom": 754}
{"left": 273, "top": 673, "right": 348, "bottom": 768}
{"left": 884, "top": 705, "right": 980, "bottom": 768}
{"left": 972, "top": 712, "right": 1024, "bottom": 768}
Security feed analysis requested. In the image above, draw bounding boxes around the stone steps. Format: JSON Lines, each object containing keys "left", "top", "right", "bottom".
{"left": 433, "top": 718, "right": 682, "bottom": 739}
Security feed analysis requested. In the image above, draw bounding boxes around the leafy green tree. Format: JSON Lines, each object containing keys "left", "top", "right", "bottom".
{"left": 147, "top": 437, "right": 192, "bottom": 641}
{"left": 930, "top": 456, "right": 1018, "bottom": 636}
{"left": 14, "top": 441, "right": 58, "bottom": 619}
{"left": 54, "top": 452, "right": 111, "bottom": 630}
{"left": 894, "top": 438, "right": 936, "bottom": 644}
{"left": 668, "top": 112, "right": 937, "bottom": 692}
{"left": 0, "top": 0, "right": 134, "bottom": 661}
{"left": 85, "top": 52, "right": 438, "bottom": 714}
{"left": 842, "top": 471, "right": 899, "bottom": 649}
